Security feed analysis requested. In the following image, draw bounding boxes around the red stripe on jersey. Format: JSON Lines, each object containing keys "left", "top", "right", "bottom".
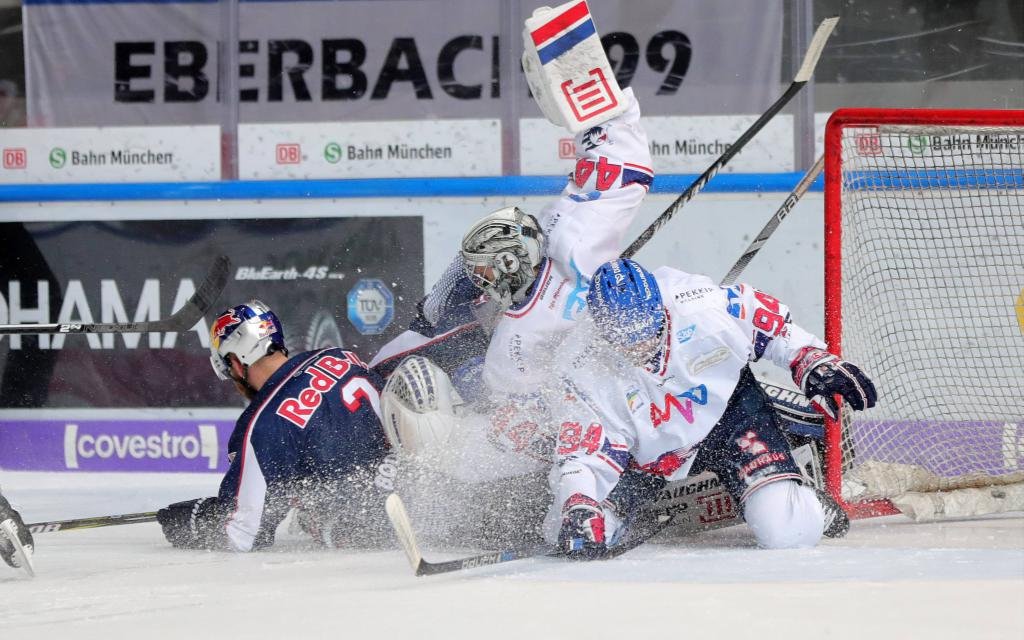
{"left": 374, "top": 322, "right": 482, "bottom": 369}
{"left": 624, "top": 162, "right": 654, "bottom": 175}
{"left": 740, "top": 473, "right": 804, "bottom": 502}
{"left": 597, "top": 453, "right": 624, "bottom": 473}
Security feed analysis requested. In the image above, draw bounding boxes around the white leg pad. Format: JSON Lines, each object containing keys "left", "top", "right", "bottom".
{"left": 742, "top": 480, "right": 825, "bottom": 549}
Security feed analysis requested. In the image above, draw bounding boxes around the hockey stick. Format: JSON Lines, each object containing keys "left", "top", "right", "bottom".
{"left": 0, "top": 254, "right": 231, "bottom": 335}
{"left": 386, "top": 493, "right": 559, "bottom": 576}
{"left": 27, "top": 511, "right": 158, "bottom": 535}
{"left": 720, "top": 154, "right": 825, "bottom": 286}
{"left": 621, "top": 17, "right": 838, "bottom": 259}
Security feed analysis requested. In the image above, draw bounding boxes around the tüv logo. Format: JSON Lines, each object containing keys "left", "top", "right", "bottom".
{"left": 63, "top": 423, "right": 219, "bottom": 470}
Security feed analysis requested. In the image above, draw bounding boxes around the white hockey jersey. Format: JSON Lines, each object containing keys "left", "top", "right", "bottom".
{"left": 481, "top": 88, "right": 654, "bottom": 397}
{"left": 549, "top": 267, "right": 826, "bottom": 511}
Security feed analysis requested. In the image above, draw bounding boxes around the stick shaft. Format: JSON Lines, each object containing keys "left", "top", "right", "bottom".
{"left": 27, "top": 511, "right": 158, "bottom": 534}
{"left": 621, "top": 17, "right": 837, "bottom": 259}
{"left": 0, "top": 255, "right": 230, "bottom": 335}
{"left": 719, "top": 154, "right": 825, "bottom": 286}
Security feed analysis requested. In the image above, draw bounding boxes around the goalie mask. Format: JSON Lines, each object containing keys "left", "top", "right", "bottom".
{"left": 587, "top": 259, "right": 666, "bottom": 365}
{"left": 209, "top": 300, "right": 288, "bottom": 381}
{"left": 461, "top": 206, "right": 545, "bottom": 310}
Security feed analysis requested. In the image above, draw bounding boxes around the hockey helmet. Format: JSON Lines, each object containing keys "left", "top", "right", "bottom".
{"left": 460, "top": 206, "right": 545, "bottom": 309}
{"left": 587, "top": 259, "right": 666, "bottom": 363}
{"left": 209, "top": 300, "right": 287, "bottom": 380}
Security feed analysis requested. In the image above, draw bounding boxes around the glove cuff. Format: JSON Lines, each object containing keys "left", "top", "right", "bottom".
{"left": 790, "top": 346, "right": 837, "bottom": 392}
{"left": 562, "top": 493, "right": 602, "bottom": 515}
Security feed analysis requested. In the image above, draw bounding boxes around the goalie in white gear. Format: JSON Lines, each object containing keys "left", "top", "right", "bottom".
{"left": 370, "top": 1, "right": 652, "bottom": 539}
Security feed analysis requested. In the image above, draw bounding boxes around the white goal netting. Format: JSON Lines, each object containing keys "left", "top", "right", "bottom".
{"left": 826, "top": 110, "right": 1024, "bottom": 519}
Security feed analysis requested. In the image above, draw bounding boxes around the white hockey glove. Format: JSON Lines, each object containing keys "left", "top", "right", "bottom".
{"left": 381, "top": 356, "right": 461, "bottom": 455}
{"left": 521, "top": 0, "right": 627, "bottom": 133}
{"left": 558, "top": 493, "right": 607, "bottom": 560}
{"left": 791, "top": 346, "right": 878, "bottom": 420}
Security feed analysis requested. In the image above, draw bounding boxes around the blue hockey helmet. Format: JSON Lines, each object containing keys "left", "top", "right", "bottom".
{"left": 209, "top": 300, "right": 287, "bottom": 380}
{"left": 587, "top": 259, "right": 666, "bottom": 362}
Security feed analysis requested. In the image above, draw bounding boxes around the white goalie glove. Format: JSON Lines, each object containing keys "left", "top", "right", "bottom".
{"left": 521, "top": 0, "right": 627, "bottom": 133}
{"left": 381, "top": 356, "right": 462, "bottom": 456}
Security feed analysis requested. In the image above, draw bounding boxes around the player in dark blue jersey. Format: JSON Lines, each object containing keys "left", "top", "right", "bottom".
{"left": 157, "top": 300, "right": 394, "bottom": 552}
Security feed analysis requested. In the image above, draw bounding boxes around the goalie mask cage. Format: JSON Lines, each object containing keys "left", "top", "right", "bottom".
{"left": 824, "top": 108, "right": 1024, "bottom": 520}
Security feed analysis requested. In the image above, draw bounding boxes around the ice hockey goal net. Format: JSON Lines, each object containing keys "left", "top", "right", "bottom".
{"left": 824, "top": 108, "right": 1024, "bottom": 520}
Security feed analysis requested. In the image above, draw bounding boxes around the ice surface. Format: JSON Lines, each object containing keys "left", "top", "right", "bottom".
{"left": 1, "top": 471, "right": 1021, "bottom": 639}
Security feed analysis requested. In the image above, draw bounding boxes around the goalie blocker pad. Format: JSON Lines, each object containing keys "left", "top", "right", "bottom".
{"left": 758, "top": 380, "right": 824, "bottom": 440}
{"left": 522, "top": 0, "right": 627, "bottom": 133}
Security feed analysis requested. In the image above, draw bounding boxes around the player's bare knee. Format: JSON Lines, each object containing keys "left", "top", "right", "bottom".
{"left": 742, "top": 480, "right": 824, "bottom": 549}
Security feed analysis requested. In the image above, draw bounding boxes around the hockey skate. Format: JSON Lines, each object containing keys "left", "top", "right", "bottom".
{"left": 817, "top": 489, "right": 850, "bottom": 539}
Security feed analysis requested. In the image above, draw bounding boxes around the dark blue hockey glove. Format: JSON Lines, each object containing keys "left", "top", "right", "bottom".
{"left": 157, "top": 497, "right": 228, "bottom": 550}
{"left": 558, "top": 494, "right": 607, "bottom": 560}
{"left": 791, "top": 347, "right": 877, "bottom": 420}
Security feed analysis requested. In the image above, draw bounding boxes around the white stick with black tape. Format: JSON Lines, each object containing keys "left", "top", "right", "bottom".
{"left": 720, "top": 154, "right": 825, "bottom": 286}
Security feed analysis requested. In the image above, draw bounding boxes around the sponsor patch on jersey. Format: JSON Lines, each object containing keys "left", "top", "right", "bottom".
{"left": 568, "top": 191, "right": 602, "bottom": 202}
{"left": 674, "top": 287, "right": 715, "bottom": 303}
{"left": 689, "top": 347, "right": 731, "bottom": 376}
{"left": 562, "top": 257, "right": 589, "bottom": 320}
{"left": 625, "top": 388, "right": 643, "bottom": 413}
{"left": 675, "top": 323, "right": 696, "bottom": 344}
{"left": 650, "top": 385, "right": 707, "bottom": 428}
{"left": 725, "top": 286, "right": 745, "bottom": 319}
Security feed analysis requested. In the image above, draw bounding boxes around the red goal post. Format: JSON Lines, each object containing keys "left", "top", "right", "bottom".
{"left": 823, "top": 108, "right": 1024, "bottom": 520}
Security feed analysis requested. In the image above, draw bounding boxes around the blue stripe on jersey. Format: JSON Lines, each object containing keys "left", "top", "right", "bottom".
{"left": 600, "top": 440, "right": 631, "bottom": 471}
{"left": 537, "top": 19, "right": 596, "bottom": 65}
{"left": 623, "top": 168, "right": 654, "bottom": 189}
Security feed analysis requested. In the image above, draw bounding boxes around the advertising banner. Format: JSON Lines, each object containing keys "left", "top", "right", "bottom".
{"left": 0, "top": 125, "right": 220, "bottom": 183}
{"left": 520, "top": 115, "right": 796, "bottom": 175}
{"left": 23, "top": 0, "right": 782, "bottom": 126}
{"left": 238, "top": 119, "right": 501, "bottom": 179}
{"left": 0, "top": 419, "right": 233, "bottom": 473}
{"left": 0, "top": 217, "right": 423, "bottom": 410}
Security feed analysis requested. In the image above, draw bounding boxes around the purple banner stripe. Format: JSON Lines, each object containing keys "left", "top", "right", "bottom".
{"left": 0, "top": 420, "right": 235, "bottom": 472}
{"left": 851, "top": 420, "right": 1023, "bottom": 477}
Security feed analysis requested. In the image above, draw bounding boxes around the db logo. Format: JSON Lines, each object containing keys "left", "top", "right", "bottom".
{"left": 558, "top": 138, "right": 574, "bottom": 159}
{"left": 276, "top": 143, "right": 301, "bottom": 164}
{"left": 2, "top": 148, "right": 27, "bottom": 170}
{"left": 854, "top": 133, "right": 883, "bottom": 156}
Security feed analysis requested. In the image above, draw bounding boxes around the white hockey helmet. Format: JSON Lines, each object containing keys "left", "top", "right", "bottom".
{"left": 209, "top": 300, "right": 288, "bottom": 380}
{"left": 460, "top": 206, "right": 545, "bottom": 309}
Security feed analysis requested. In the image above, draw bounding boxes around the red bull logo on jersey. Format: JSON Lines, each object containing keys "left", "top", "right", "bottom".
{"left": 276, "top": 354, "right": 359, "bottom": 428}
